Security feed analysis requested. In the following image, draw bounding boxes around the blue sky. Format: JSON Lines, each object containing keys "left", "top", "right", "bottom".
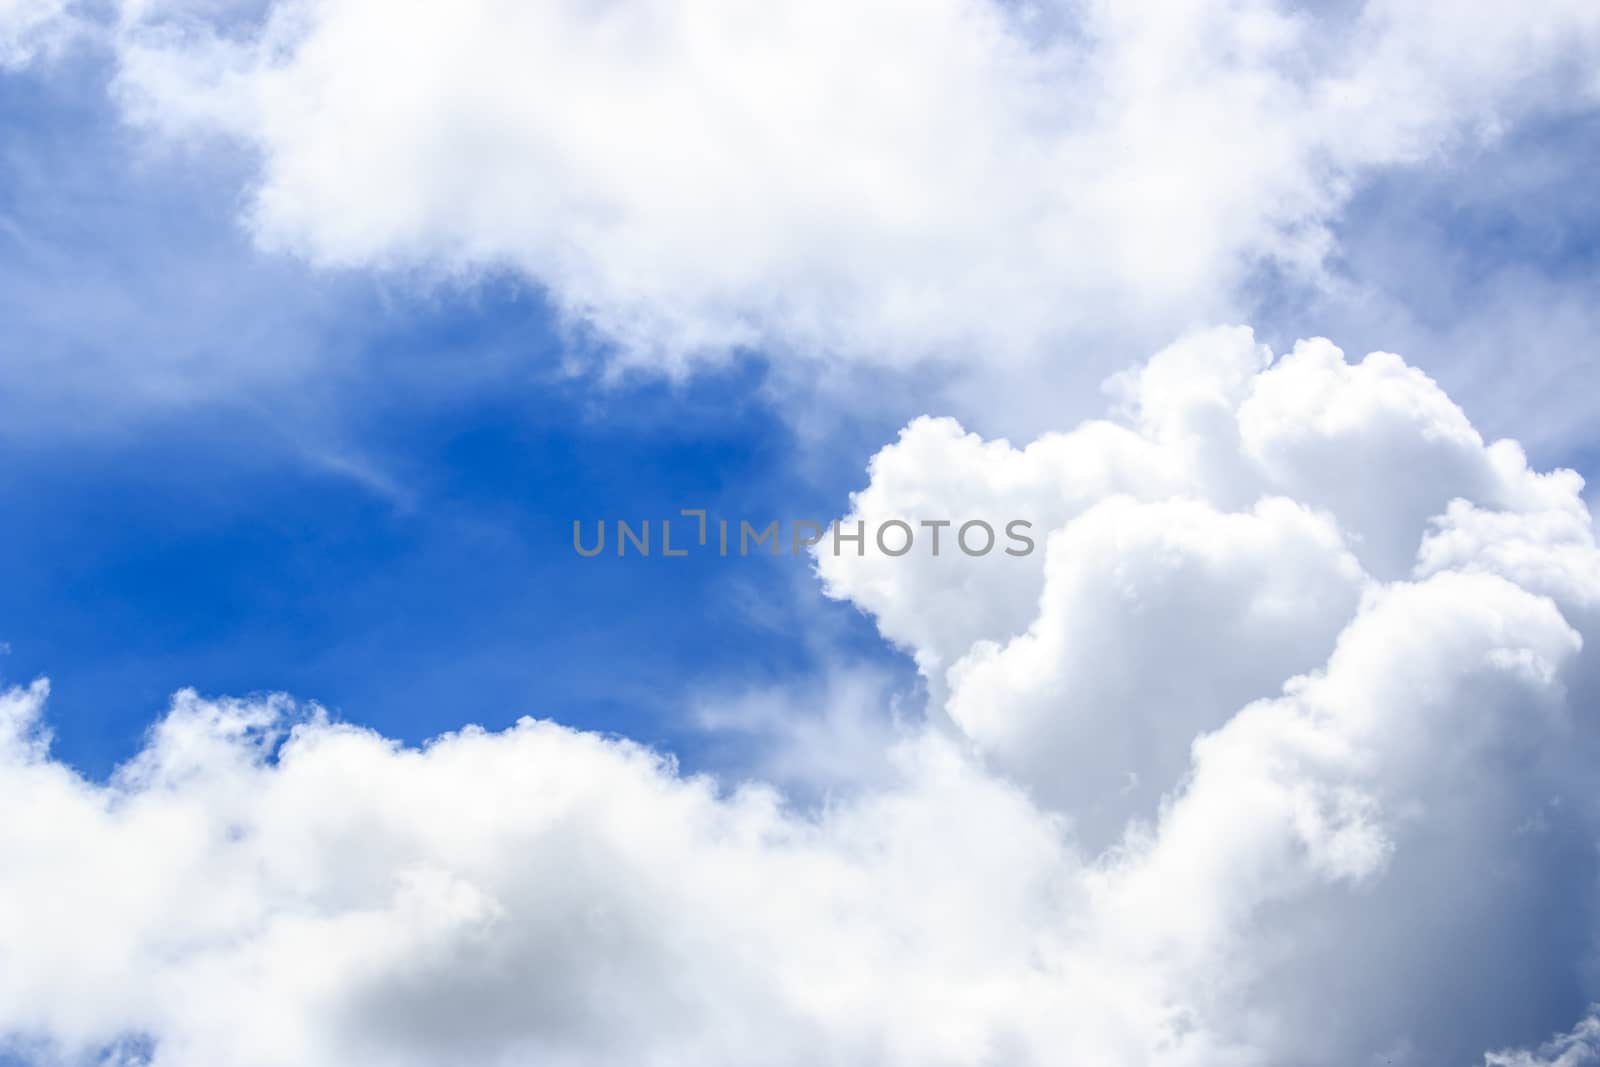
{"left": 0, "top": 360, "right": 905, "bottom": 776}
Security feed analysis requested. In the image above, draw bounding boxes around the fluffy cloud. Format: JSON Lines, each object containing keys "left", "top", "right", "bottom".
{"left": 107, "top": 0, "right": 1600, "bottom": 382}
{"left": 5, "top": 332, "right": 1600, "bottom": 1065}
{"left": 819, "top": 328, "right": 1600, "bottom": 1062}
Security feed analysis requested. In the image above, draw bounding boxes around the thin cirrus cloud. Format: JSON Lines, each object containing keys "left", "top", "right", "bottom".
{"left": 4, "top": 332, "right": 1600, "bottom": 1066}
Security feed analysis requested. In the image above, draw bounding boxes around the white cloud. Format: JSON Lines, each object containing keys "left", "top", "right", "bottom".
{"left": 107, "top": 0, "right": 1600, "bottom": 389}
{"left": 816, "top": 328, "right": 1600, "bottom": 1062}
{"left": 687, "top": 663, "right": 914, "bottom": 796}
{"left": 0, "top": 0, "right": 72, "bottom": 66}
{"left": 6, "top": 332, "right": 1600, "bottom": 1065}
{"left": 1488, "top": 1014, "right": 1600, "bottom": 1067}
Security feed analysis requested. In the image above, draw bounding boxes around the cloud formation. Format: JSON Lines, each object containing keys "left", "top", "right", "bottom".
{"left": 0, "top": 0, "right": 71, "bottom": 66}
{"left": 1487, "top": 1015, "right": 1600, "bottom": 1067}
{"left": 818, "top": 328, "right": 1600, "bottom": 1063}
{"left": 110, "top": 0, "right": 1600, "bottom": 380}
{"left": 5, "top": 332, "right": 1599, "bottom": 1065}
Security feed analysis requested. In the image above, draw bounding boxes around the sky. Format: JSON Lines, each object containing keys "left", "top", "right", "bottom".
{"left": 0, "top": 40, "right": 907, "bottom": 778}
{"left": 3, "top": 3, "right": 1600, "bottom": 1066}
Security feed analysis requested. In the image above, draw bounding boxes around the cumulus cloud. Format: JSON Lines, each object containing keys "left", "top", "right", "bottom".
{"left": 819, "top": 327, "right": 1600, "bottom": 1062}
{"left": 5, "top": 332, "right": 1600, "bottom": 1065}
{"left": 105, "top": 0, "right": 1600, "bottom": 385}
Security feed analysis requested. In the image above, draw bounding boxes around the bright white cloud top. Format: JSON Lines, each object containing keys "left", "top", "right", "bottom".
{"left": 5, "top": 333, "right": 1599, "bottom": 1066}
